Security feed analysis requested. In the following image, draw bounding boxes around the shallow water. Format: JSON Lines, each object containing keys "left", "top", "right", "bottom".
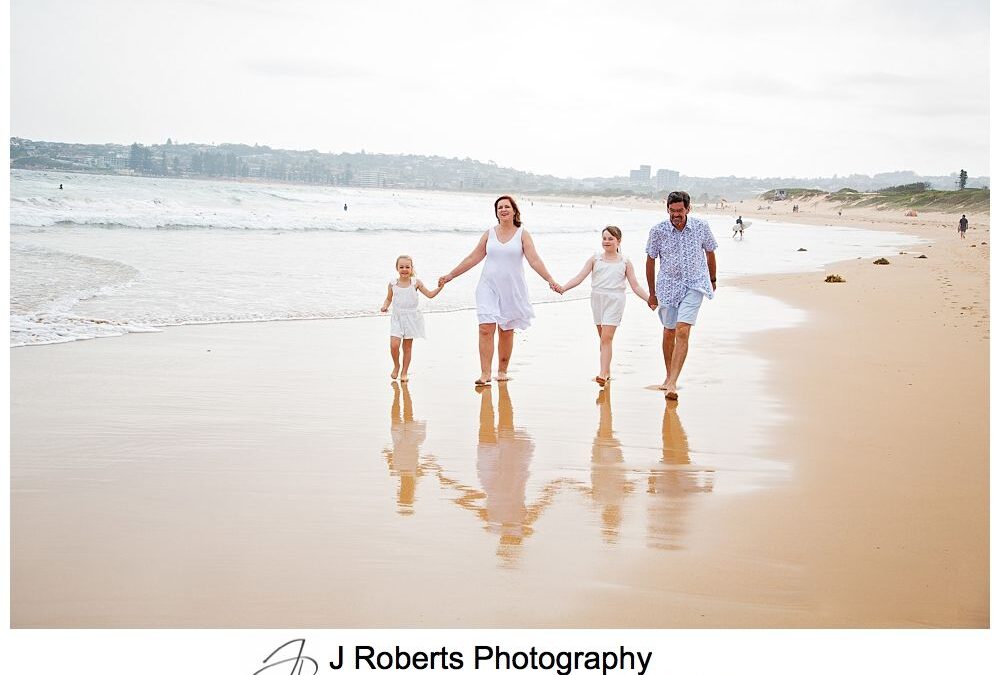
{"left": 11, "top": 170, "right": 921, "bottom": 346}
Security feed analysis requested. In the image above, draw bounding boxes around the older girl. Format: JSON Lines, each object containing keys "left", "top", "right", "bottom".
{"left": 560, "top": 226, "right": 649, "bottom": 386}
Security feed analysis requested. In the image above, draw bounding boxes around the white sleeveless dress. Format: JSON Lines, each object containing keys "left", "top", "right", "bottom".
{"left": 475, "top": 227, "right": 534, "bottom": 331}
{"left": 389, "top": 279, "right": 426, "bottom": 338}
{"left": 590, "top": 253, "right": 628, "bottom": 326}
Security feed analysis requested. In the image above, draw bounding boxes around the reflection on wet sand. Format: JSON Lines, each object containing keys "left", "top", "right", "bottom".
{"left": 428, "top": 384, "right": 565, "bottom": 564}
{"left": 588, "top": 387, "right": 635, "bottom": 544}
{"left": 382, "top": 381, "right": 426, "bottom": 515}
{"left": 647, "top": 401, "right": 715, "bottom": 550}
{"left": 475, "top": 383, "right": 535, "bottom": 558}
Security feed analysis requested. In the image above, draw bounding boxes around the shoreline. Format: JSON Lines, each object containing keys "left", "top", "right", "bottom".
{"left": 9, "top": 205, "right": 989, "bottom": 627}
{"left": 735, "top": 206, "right": 989, "bottom": 624}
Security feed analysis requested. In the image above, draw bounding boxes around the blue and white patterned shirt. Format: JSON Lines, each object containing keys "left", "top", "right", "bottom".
{"left": 645, "top": 216, "right": 718, "bottom": 307}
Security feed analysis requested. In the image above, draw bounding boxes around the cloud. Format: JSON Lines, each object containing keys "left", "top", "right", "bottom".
{"left": 244, "top": 60, "right": 374, "bottom": 80}
{"left": 826, "top": 71, "right": 941, "bottom": 89}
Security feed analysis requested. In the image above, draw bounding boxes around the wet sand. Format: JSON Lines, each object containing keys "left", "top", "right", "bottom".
{"left": 9, "top": 206, "right": 988, "bottom": 627}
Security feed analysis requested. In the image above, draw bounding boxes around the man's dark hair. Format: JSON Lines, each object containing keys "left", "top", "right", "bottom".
{"left": 666, "top": 191, "right": 691, "bottom": 209}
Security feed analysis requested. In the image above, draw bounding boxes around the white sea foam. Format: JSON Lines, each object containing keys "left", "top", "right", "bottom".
{"left": 10, "top": 169, "right": 924, "bottom": 346}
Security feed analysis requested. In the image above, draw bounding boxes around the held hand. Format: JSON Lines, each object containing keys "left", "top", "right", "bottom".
{"left": 647, "top": 293, "right": 658, "bottom": 310}
{"left": 549, "top": 280, "right": 564, "bottom": 294}
{"left": 437, "top": 274, "right": 451, "bottom": 288}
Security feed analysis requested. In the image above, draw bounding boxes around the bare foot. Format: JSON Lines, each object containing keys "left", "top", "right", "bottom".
{"left": 665, "top": 389, "right": 679, "bottom": 400}
{"left": 657, "top": 381, "right": 670, "bottom": 390}
{"left": 391, "top": 366, "right": 400, "bottom": 379}
{"left": 496, "top": 372, "right": 510, "bottom": 381}
{"left": 475, "top": 373, "right": 492, "bottom": 386}
{"left": 400, "top": 373, "right": 409, "bottom": 382}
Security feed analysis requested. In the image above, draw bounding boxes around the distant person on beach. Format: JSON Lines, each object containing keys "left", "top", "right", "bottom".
{"left": 732, "top": 216, "right": 744, "bottom": 239}
{"left": 344, "top": 203, "right": 348, "bottom": 211}
{"left": 58, "top": 184, "right": 63, "bottom": 190}
{"left": 645, "top": 190, "right": 718, "bottom": 400}
{"left": 380, "top": 255, "right": 443, "bottom": 382}
{"left": 959, "top": 214, "right": 969, "bottom": 239}
{"left": 559, "top": 226, "right": 650, "bottom": 387}
{"left": 438, "top": 195, "right": 561, "bottom": 386}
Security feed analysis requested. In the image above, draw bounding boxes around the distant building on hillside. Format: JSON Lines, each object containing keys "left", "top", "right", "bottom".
{"left": 656, "top": 168, "right": 680, "bottom": 191}
{"left": 354, "top": 170, "right": 386, "bottom": 188}
{"left": 629, "top": 164, "right": 652, "bottom": 190}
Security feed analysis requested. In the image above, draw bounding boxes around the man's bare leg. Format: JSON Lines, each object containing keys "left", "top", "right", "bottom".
{"left": 660, "top": 327, "right": 676, "bottom": 389}
{"left": 663, "top": 323, "right": 692, "bottom": 399}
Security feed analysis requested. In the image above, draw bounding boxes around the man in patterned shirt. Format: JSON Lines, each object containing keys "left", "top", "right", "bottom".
{"left": 645, "top": 190, "right": 718, "bottom": 400}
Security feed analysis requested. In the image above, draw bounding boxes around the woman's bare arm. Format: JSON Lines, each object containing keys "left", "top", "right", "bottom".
{"left": 438, "top": 232, "right": 488, "bottom": 287}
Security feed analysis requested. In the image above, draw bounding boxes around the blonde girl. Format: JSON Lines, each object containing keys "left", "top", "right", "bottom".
{"left": 560, "top": 226, "right": 649, "bottom": 386}
{"left": 380, "top": 255, "right": 442, "bottom": 381}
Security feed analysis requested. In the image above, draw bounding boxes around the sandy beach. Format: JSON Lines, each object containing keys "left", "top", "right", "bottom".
{"left": 9, "top": 199, "right": 988, "bottom": 628}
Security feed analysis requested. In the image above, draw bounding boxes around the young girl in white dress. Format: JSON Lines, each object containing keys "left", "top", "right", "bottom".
{"left": 560, "top": 226, "right": 650, "bottom": 387}
{"left": 380, "top": 255, "right": 442, "bottom": 381}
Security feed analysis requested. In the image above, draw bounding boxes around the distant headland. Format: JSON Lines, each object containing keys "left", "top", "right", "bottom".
{"left": 9, "top": 136, "right": 989, "bottom": 205}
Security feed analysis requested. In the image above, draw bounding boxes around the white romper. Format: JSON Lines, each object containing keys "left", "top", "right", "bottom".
{"left": 590, "top": 252, "right": 628, "bottom": 326}
{"left": 475, "top": 226, "right": 534, "bottom": 331}
{"left": 389, "top": 279, "right": 426, "bottom": 339}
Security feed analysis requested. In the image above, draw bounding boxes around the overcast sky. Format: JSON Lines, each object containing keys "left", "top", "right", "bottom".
{"left": 10, "top": 0, "right": 990, "bottom": 179}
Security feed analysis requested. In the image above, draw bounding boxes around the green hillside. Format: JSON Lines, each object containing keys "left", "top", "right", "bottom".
{"left": 762, "top": 185, "right": 989, "bottom": 213}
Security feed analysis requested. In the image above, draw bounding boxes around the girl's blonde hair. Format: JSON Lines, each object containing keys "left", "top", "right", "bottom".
{"left": 603, "top": 225, "right": 622, "bottom": 252}
{"left": 395, "top": 255, "right": 415, "bottom": 276}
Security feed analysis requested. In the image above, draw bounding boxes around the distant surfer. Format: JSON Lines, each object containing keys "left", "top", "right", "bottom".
{"left": 732, "top": 215, "right": 744, "bottom": 239}
{"left": 59, "top": 184, "right": 63, "bottom": 190}
{"left": 959, "top": 214, "right": 969, "bottom": 239}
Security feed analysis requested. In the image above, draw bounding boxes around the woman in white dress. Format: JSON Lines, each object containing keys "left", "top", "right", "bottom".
{"left": 438, "top": 195, "right": 561, "bottom": 385}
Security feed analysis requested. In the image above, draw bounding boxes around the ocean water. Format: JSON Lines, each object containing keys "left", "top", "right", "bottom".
{"left": 10, "top": 169, "right": 923, "bottom": 346}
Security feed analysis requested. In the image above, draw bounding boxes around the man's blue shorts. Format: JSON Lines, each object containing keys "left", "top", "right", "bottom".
{"left": 657, "top": 289, "right": 704, "bottom": 329}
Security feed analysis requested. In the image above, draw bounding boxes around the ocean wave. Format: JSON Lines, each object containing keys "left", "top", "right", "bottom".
{"left": 10, "top": 315, "right": 161, "bottom": 347}
{"left": 11, "top": 219, "right": 603, "bottom": 234}
{"left": 9, "top": 298, "right": 588, "bottom": 347}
